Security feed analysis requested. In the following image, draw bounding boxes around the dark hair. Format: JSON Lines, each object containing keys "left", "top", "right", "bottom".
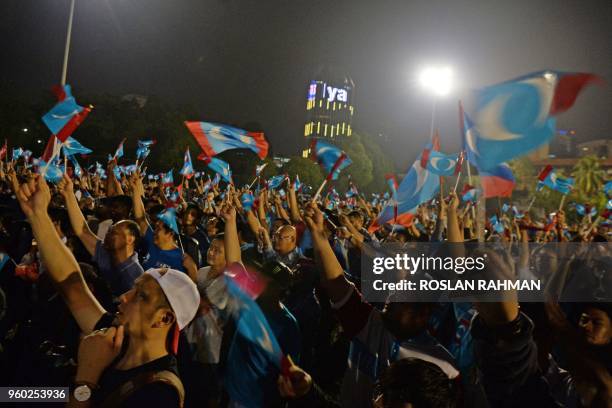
{"left": 579, "top": 302, "right": 612, "bottom": 320}
{"left": 374, "top": 358, "right": 457, "bottom": 408}
{"left": 115, "top": 219, "right": 142, "bottom": 248}
{"left": 184, "top": 203, "right": 203, "bottom": 220}
{"left": 348, "top": 210, "right": 364, "bottom": 219}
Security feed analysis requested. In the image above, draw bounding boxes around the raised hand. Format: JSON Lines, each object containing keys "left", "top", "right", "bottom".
{"left": 15, "top": 175, "right": 51, "bottom": 218}
{"left": 76, "top": 325, "right": 125, "bottom": 384}
{"left": 128, "top": 171, "right": 144, "bottom": 197}
{"left": 57, "top": 173, "right": 75, "bottom": 198}
{"left": 277, "top": 357, "right": 313, "bottom": 398}
{"left": 449, "top": 191, "right": 460, "bottom": 211}
{"left": 220, "top": 203, "right": 237, "bottom": 223}
{"left": 304, "top": 201, "right": 326, "bottom": 240}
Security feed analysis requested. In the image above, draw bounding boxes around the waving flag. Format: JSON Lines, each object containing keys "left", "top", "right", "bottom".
{"left": 223, "top": 270, "right": 286, "bottom": 407}
{"left": 37, "top": 160, "right": 64, "bottom": 183}
{"left": 575, "top": 204, "right": 597, "bottom": 217}
{"left": 110, "top": 139, "right": 125, "bottom": 162}
{"left": 479, "top": 162, "right": 515, "bottom": 198}
{"left": 469, "top": 71, "right": 601, "bottom": 170}
{"left": 41, "top": 85, "right": 92, "bottom": 143}
{"left": 536, "top": 165, "right": 574, "bottom": 195}
{"left": 385, "top": 174, "right": 400, "bottom": 221}
{"left": 94, "top": 162, "right": 106, "bottom": 178}
{"left": 346, "top": 176, "right": 359, "bottom": 198}
{"left": 267, "top": 175, "right": 286, "bottom": 190}
{"left": 420, "top": 129, "right": 441, "bottom": 168}
{"left": 309, "top": 139, "right": 352, "bottom": 181}
{"left": 241, "top": 192, "right": 255, "bottom": 211}
{"left": 62, "top": 136, "right": 92, "bottom": 156}
{"left": 198, "top": 154, "right": 232, "bottom": 184}
{"left": 425, "top": 151, "right": 462, "bottom": 176}
{"left": 138, "top": 139, "right": 155, "bottom": 148}
{"left": 12, "top": 148, "right": 24, "bottom": 161}
{"left": 69, "top": 155, "right": 83, "bottom": 178}
{"left": 211, "top": 173, "right": 221, "bottom": 186}
{"left": 136, "top": 146, "right": 150, "bottom": 161}
{"left": 293, "top": 175, "right": 302, "bottom": 192}
{"left": 255, "top": 163, "right": 268, "bottom": 177}
{"left": 603, "top": 181, "right": 612, "bottom": 196}
{"left": 161, "top": 169, "right": 174, "bottom": 187}
{"left": 157, "top": 207, "right": 179, "bottom": 235}
{"left": 461, "top": 184, "right": 478, "bottom": 202}
{"left": 370, "top": 157, "right": 440, "bottom": 231}
{"left": 185, "top": 121, "right": 268, "bottom": 159}
{"left": 180, "top": 148, "right": 194, "bottom": 178}
{"left": 489, "top": 215, "right": 505, "bottom": 234}
{"left": 113, "top": 165, "right": 123, "bottom": 180}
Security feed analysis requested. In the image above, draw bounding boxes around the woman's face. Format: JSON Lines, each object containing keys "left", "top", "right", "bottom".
{"left": 578, "top": 307, "right": 612, "bottom": 346}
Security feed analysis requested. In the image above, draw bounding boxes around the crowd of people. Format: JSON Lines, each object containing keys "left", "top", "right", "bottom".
{"left": 0, "top": 158, "right": 610, "bottom": 407}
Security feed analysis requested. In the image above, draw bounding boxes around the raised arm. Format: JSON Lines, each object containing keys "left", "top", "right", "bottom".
{"left": 257, "top": 190, "right": 270, "bottom": 231}
{"left": 220, "top": 201, "right": 241, "bottom": 265}
{"left": 287, "top": 182, "right": 303, "bottom": 223}
{"left": 447, "top": 192, "right": 463, "bottom": 243}
{"left": 304, "top": 202, "right": 352, "bottom": 302}
{"left": 129, "top": 171, "right": 149, "bottom": 235}
{"left": 16, "top": 176, "right": 105, "bottom": 333}
{"left": 58, "top": 174, "right": 99, "bottom": 255}
{"left": 274, "top": 193, "right": 291, "bottom": 224}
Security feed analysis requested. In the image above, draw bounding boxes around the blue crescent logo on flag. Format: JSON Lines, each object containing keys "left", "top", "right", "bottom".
{"left": 476, "top": 73, "right": 556, "bottom": 142}
{"left": 239, "top": 135, "right": 254, "bottom": 145}
{"left": 316, "top": 146, "right": 333, "bottom": 156}
{"left": 208, "top": 127, "right": 225, "bottom": 139}
{"left": 465, "top": 127, "right": 479, "bottom": 156}
{"left": 430, "top": 156, "right": 455, "bottom": 172}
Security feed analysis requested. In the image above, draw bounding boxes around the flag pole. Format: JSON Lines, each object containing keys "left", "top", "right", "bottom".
{"left": 313, "top": 179, "right": 328, "bottom": 202}
{"left": 558, "top": 194, "right": 567, "bottom": 212}
{"left": 61, "top": 0, "right": 76, "bottom": 86}
{"left": 453, "top": 171, "right": 461, "bottom": 193}
{"left": 526, "top": 195, "right": 537, "bottom": 213}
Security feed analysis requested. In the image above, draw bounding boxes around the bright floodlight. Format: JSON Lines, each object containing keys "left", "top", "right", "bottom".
{"left": 419, "top": 67, "right": 453, "bottom": 96}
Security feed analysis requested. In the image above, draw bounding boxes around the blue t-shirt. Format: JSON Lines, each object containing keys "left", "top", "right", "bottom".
{"left": 142, "top": 227, "right": 185, "bottom": 271}
{"left": 93, "top": 241, "right": 143, "bottom": 296}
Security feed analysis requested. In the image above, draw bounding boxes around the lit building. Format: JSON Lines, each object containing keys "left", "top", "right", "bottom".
{"left": 302, "top": 69, "right": 355, "bottom": 157}
{"left": 577, "top": 139, "right": 612, "bottom": 158}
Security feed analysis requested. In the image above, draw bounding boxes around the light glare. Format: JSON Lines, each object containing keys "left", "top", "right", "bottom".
{"left": 419, "top": 67, "right": 453, "bottom": 96}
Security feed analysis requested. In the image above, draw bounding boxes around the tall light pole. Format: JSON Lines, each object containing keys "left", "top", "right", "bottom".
{"left": 60, "top": 0, "right": 76, "bottom": 86}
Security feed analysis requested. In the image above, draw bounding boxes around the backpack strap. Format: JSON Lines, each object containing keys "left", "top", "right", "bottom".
{"left": 99, "top": 370, "right": 184, "bottom": 408}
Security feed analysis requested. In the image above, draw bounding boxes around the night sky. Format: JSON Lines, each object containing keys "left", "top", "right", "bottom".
{"left": 1, "top": 0, "right": 610, "bottom": 168}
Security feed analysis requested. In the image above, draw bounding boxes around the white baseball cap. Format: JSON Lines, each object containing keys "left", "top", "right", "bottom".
{"left": 145, "top": 268, "right": 200, "bottom": 330}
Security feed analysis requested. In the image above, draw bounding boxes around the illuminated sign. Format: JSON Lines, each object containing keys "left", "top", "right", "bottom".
{"left": 307, "top": 81, "right": 317, "bottom": 101}
{"left": 322, "top": 83, "right": 349, "bottom": 103}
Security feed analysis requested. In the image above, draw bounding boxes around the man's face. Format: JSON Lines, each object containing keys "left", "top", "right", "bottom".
{"left": 578, "top": 308, "right": 612, "bottom": 346}
{"left": 273, "top": 226, "right": 297, "bottom": 256}
{"left": 382, "top": 303, "right": 430, "bottom": 340}
{"left": 349, "top": 215, "right": 364, "bottom": 230}
{"left": 116, "top": 275, "right": 173, "bottom": 340}
{"left": 153, "top": 220, "right": 174, "bottom": 247}
{"left": 104, "top": 222, "right": 133, "bottom": 252}
{"left": 206, "top": 238, "right": 226, "bottom": 268}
